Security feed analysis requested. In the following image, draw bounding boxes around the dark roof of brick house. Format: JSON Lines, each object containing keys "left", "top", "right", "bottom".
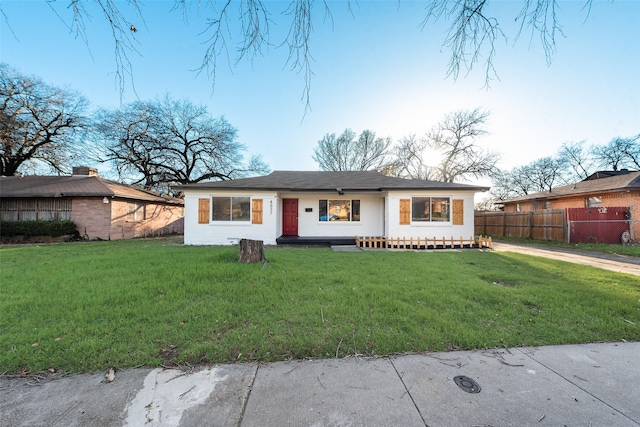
{"left": 502, "top": 170, "right": 640, "bottom": 203}
{"left": 173, "top": 171, "right": 490, "bottom": 192}
{"left": 0, "top": 175, "right": 183, "bottom": 205}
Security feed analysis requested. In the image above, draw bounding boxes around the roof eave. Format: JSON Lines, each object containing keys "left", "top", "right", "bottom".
{"left": 503, "top": 186, "right": 640, "bottom": 203}
{"left": 176, "top": 185, "right": 490, "bottom": 192}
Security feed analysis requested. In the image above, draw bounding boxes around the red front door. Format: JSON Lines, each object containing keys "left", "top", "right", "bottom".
{"left": 282, "top": 199, "right": 298, "bottom": 236}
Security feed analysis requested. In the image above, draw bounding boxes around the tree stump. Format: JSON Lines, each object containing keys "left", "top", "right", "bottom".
{"left": 238, "top": 239, "right": 267, "bottom": 264}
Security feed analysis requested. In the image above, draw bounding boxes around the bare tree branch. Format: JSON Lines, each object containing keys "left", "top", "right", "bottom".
{"left": 312, "top": 128, "right": 392, "bottom": 171}
{"left": 591, "top": 134, "right": 640, "bottom": 171}
{"left": 388, "top": 134, "right": 439, "bottom": 180}
{"left": 557, "top": 140, "right": 595, "bottom": 180}
{"left": 514, "top": 0, "right": 568, "bottom": 65}
{"left": 91, "top": 94, "right": 268, "bottom": 193}
{"left": 423, "top": 0, "right": 506, "bottom": 87}
{"left": 1, "top": 63, "right": 88, "bottom": 176}
{"left": 2, "top": 0, "right": 605, "bottom": 106}
{"left": 424, "top": 108, "right": 500, "bottom": 182}
{"left": 56, "top": 0, "right": 143, "bottom": 100}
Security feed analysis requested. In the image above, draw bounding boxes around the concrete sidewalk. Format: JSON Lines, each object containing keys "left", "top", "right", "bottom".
{"left": 2, "top": 342, "right": 639, "bottom": 426}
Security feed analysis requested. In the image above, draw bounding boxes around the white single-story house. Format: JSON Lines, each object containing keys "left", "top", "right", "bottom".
{"left": 174, "top": 171, "right": 489, "bottom": 246}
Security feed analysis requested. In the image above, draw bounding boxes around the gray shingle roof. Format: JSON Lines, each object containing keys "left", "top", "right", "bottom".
{"left": 0, "top": 175, "right": 183, "bottom": 204}
{"left": 503, "top": 171, "right": 640, "bottom": 203}
{"left": 173, "top": 171, "right": 490, "bottom": 192}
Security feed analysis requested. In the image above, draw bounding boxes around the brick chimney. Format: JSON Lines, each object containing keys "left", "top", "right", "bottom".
{"left": 72, "top": 166, "right": 99, "bottom": 176}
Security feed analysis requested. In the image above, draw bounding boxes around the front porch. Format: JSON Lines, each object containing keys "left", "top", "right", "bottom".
{"left": 275, "top": 235, "right": 357, "bottom": 246}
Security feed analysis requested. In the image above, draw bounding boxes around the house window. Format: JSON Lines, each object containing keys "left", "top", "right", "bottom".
{"left": 411, "top": 197, "right": 450, "bottom": 222}
{"left": 212, "top": 196, "right": 250, "bottom": 221}
{"left": 586, "top": 197, "right": 602, "bottom": 207}
{"left": 318, "top": 199, "right": 360, "bottom": 222}
{"left": 0, "top": 198, "right": 72, "bottom": 221}
{"left": 127, "top": 202, "right": 145, "bottom": 221}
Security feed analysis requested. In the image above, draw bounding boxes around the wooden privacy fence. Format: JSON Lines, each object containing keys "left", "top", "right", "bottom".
{"left": 356, "top": 235, "right": 492, "bottom": 250}
{"left": 474, "top": 210, "right": 566, "bottom": 241}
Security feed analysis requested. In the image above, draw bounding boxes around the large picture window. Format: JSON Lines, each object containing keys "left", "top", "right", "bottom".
{"left": 212, "top": 196, "right": 251, "bottom": 221}
{"left": 319, "top": 199, "right": 360, "bottom": 222}
{"left": 411, "top": 197, "right": 450, "bottom": 222}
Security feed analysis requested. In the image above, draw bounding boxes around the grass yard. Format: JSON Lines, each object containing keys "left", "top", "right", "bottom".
{"left": 1, "top": 237, "right": 639, "bottom": 374}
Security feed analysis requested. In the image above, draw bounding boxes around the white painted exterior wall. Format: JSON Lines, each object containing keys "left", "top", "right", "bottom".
{"left": 183, "top": 189, "right": 478, "bottom": 245}
{"left": 288, "top": 192, "right": 385, "bottom": 237}
{"left": 183, "top": 190, "right": 279, "bottom": 245}
{"left": 385, "top": 191, "right": 477, "bottom": 240}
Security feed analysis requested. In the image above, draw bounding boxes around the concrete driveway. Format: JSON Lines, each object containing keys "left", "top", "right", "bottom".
{"left": 491, "top": 241, "right": 640, "bottom": 276}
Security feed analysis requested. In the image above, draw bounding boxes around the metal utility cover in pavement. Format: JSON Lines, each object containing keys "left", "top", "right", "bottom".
{"left": 454, "top": 375, "right": 481, "bottom": 393}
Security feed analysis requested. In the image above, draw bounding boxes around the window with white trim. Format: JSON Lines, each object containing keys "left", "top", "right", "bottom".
{"left": 212, "top": 196, "right": 251, "bottom": 221}
{"left": 318, "top": 199, "right": 360, "bottom": 222}
{"left": 411, "top": 197, "right": 450, "bottom": 222}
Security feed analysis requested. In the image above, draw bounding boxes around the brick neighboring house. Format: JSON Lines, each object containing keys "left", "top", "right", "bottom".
{"left": 0, "top": 167, "right": 184, "bottom": 240}
{"left": 501, "top": 170, "right": 640, "bottom": 241}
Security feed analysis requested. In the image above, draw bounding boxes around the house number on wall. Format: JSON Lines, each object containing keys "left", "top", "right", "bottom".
{"left": 270, "top": 200, "right": 273, "bottom": 215}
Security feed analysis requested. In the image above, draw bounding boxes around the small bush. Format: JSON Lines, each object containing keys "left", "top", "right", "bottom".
{"left": 0, "top": 220, "right": 78, "bottom": 237}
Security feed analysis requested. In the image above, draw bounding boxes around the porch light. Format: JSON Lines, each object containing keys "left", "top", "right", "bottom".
{"left": 103, "top": 197, "right": 110, "bottom": 204}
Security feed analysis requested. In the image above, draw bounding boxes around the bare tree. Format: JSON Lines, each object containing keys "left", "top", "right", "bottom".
{"left": 387, "top": 134, "right": 440, "bottom": 180}
{"left": 388, "top": 110, "right": 498, "bottom": 182}
{"left": 591, "top": 135, "right": 640, "bottom": 171}
{"left": 425, "top": 108, "right": 500, "bottom": 182}
{"left": 490, "top": 156, "right": 568, "bottom": 202}
{"left": 92, "top": 95, "right": 269, "bottom": 193}
{"left": 0, "top": 63, "right": 88, "bottom": 176}
{"left": 91, "top": 101, "right": 164, "bottom": 188}
{"left": 525, "top": 156, "right": 568, "bottom": 192}
{"left": 489, "top": 133, "right": 639, "bottom": 205}
{"left": 312, "top": 129, "right": 392, "bottom": 171}
{"left": 3, "top": 0, "right": 606, "bottom": 108}
{"left": 557, "top": 140, "right": 596, "bottom": 181}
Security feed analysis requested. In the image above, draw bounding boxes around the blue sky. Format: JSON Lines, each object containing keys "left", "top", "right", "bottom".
{"left": 1, "top": 0, "right": 639, "bottom": 187}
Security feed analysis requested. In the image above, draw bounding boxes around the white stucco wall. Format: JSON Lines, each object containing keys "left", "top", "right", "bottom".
{"left": 183, "top": 190, "right": 279, "bottom": 245}
{"left": 385, "top": 191, "right": 478, "bottom": 240}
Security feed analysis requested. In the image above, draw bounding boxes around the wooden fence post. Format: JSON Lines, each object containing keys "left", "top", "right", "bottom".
{"left": 502, "top": 212, "right": 507, "bottom": 237}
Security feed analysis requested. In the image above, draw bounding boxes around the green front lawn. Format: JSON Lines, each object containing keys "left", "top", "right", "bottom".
{"left": 1, "top": 237, "right": 638, "bottom": 374}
